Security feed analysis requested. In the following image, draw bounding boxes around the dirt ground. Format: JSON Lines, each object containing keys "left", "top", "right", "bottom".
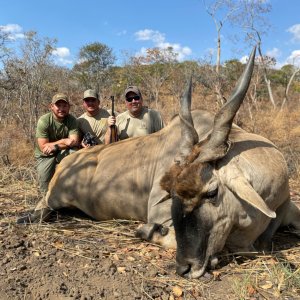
{"left": 0, "top": 180, "right": 300, "bottom": 300}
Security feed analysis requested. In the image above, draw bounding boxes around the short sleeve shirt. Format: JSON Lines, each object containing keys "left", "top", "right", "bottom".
{"left": 77, "top": 109, "right": 111, "bottom": 144}
{"left": 116, "top": 107, "right": 164, "bottom": 140}
{"left": 34, "top": 112, "right": 79, "bottom": 158}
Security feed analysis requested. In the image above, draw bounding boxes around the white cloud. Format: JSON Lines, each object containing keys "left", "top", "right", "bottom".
{"left": 266, "top": 47, "right": 281, "bottom": 59}
{"left": 285, "top": 50, "right": 300, "bottom": 67}
{"left": 134, "top": 29, "right": 192, "bottom": 61}
{"left": 135, "top": 47, "right": 148, "bottom": 57}
{"left": 287, "top": 24, "right": 300, "bottom": 43}
{"left": 52, "top": 47, "right": 70, "bottom": 58}
{"left": 239, "top": 48, "right": 284, "bottom": 69}
{"left": 135, "top": 29, "right": 165, "bottom": 44}
{"left": 240, "top": 55, "right": 248, "bottom": 64}
{"left": 0, "top": 24, "right": 22, "bottom": 33}
{"left": 268, "top": 50, "right": 300, "bottom": 69}
{"left": 52, "top": 47, "right": 73, "bottom": 65}
{"left": 0, "top": 23, "right": 25, "bottom": 40}
{"left": 239, "top": 48, "right": 281, "bottom": 65}
{"left": 55, "top": 57, "right": 73, "bottom": 66}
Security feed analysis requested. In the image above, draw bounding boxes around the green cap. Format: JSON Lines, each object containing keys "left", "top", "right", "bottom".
{"left": 83, "top": 89, "right": 99, "bottom": 100}
{"left": 52, "top": 93, "right": 69, "bottom": 104}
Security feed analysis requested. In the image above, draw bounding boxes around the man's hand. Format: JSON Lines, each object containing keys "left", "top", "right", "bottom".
{"left": 107, "top": 116, "right": 116, "bottom": 126}
{"left": 62, "top": 138, "right": 76, "bottom": 147}
{"left": 42, "top": 138, "right": 75, "bottom": 155}
{"left": 42, "top": 143, "right": 57, "bottom": 155}
{"left": 81, "top": 140, "right": 90, "bottom": 148}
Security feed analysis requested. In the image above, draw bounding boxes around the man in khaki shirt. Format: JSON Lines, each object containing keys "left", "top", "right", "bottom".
{"left": 78, "top": 89, "right": 111, "bottom": 147}
{"left": 105, "top": 86, "right": 164, "bottom": 143}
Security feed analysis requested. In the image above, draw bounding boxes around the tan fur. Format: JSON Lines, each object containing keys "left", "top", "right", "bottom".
{"left": 29, "top": 110, "right": 215, "bottom": 249}
{"left": 160, "top": 145, "right": 212, "bottom": 212}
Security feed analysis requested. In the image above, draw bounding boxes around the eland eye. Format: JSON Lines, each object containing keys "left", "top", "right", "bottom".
{"left": 205, "top": 188, "right": 218, "bottom": 202}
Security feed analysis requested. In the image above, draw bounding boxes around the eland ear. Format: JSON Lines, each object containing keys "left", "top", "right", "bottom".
{"left": 225, "top": 174, "right": 276, "bottom": 218}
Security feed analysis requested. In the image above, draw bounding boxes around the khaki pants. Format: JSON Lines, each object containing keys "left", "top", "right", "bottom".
{"left": 36, "top": 149, "right": 76, "bottom": 194}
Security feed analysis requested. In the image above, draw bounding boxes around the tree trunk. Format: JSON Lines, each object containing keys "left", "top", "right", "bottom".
{"left": 281, "top": 69, "right": 300, "bottom": 110}
{"left": 263, "top": 75, "right": 276, "bottom": 108}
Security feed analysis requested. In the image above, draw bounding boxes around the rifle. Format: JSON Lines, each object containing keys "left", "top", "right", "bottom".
{"left": 109, "top": 96, "right": 119, "bottom": 143}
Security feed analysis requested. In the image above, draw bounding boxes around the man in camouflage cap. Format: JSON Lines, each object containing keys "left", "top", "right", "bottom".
{"left": 77, "top": 89, "right": 111, "bottom": 147}
{"left": 105, "top": 85, "right": 164, "bottom": 143}
{"left": 35, "top": 92, "right": 80, "bottom": 194}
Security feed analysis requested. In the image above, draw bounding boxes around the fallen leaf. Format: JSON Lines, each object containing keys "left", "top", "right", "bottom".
{"left": 53, "top": 241, "right": 64, "bottom": 249}
{"left": 62, "top": 230, "right": 73, "bottom": 236}
{"left": 212, "top": 271, "right": 221, "bottom": 281}
{"left": 260, "top": 281, "right": 273, "bottom": 290}
{"left": 146, "top": 245, "right": 160, "bottom": 251}
{"left": 247, "top": 284, "right": 256, "bottom": 295}
{"left": 273, "top": 289, "right": 281, "bottom": 298}
{"left": 269, "top": 258, "right": 277, "bottom": 265}
{"left": 172, "top": 286, "right": 183, "bottom": 297}
{"left": 117, "top": 267, "right": 126, "bottom": 273}
{"left": 127, "top": 256, "right": 135, "bottom": 261}
{"left": 113, "top": 254, "right": 119, "bottom": 261}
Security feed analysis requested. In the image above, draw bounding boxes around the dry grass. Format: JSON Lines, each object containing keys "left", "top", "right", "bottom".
{"left": 1, "top": 99, "right": 300, "bottom": 299}
{"left": 229, "top": 246, "right": 300, "bottom": 299}
{"left": 1, "top": 162, "right": 300, "bottom": 299}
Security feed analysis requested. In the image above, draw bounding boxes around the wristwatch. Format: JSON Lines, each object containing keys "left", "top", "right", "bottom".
{"left": 54, "top": 144, "right": 60, "bottom": 153}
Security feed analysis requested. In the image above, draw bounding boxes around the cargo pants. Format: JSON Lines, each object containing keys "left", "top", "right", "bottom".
{"left": 36, "top": 149, "right": 76, "bottom": 194}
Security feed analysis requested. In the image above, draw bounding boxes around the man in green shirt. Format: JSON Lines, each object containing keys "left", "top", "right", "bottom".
{"left": 35, "top": 93, "right": 80, "bottom": 194}
{"left": 77, "top": 89, "right": 111, "bottom": 147}
{"left": 105, "top": 86, "right": 164, "bottom": 143}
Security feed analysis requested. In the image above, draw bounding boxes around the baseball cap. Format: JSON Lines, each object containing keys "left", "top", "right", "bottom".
{"left": 124, "top": 86, "right": 142, "bottom": 98}
{"left": 83, "top": 89, "right": 99, "bottom": 100}
{"left": 52, "top": 93, "right": 69, "bottom": 104}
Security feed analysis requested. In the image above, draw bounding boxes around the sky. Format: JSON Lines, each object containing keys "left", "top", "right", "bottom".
{"left": 0, "top": 0, "right": 300, "bottom": 69}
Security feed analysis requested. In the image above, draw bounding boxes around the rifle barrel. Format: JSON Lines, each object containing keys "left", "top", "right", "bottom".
{"left": 109, "top": 95, "right": 118, "bottom": 143}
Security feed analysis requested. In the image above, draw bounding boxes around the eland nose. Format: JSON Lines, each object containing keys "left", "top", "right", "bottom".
{"left": 176, "top": 263, "right": 191, "bottom": 277}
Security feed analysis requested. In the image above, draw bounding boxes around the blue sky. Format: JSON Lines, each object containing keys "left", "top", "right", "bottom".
{"left": 0, "top": 0, "right": 299, "bottom": 68}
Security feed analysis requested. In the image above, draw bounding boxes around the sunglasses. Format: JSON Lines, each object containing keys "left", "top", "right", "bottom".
{"left": 84, "top": 98, "right": 97, "bottom": 103}
{"left": 126, "top": 95, "right": 141, "bottom": 102}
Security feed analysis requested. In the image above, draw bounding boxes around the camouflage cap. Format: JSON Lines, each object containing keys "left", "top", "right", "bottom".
{"left": 52, "top": 93, "right": 69, "bottom": 104}
{"left": 83, "top": 89, "right": 99, "bottom": 100}
{"left": 124, "top": 86, "right": 142, "bottom": 98}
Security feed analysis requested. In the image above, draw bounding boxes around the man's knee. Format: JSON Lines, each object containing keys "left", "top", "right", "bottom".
{"left": 56, "top": 148, "right": 77, "bottom": 163}
{"left": 38, "top": 180, "right": 49, "bottom": 194}
{"left": 36, "top": 157, "right": 57, "bottom": 194}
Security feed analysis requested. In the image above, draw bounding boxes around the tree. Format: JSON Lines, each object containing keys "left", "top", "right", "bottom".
{"left": 202, "top": 0, "right": 238, "bottom": 104}
{"left": 202, "top": 0, "right": 271, "bottom": 105}
{"left": 279, "top": 63, "right": 300, "bottom": 109}
{"left": 0, "top": 31, "right": 57, "bottom": 141}
{"left": 0, "top": 27, "right": 11, "bottom": 60}
{"left": 166, "top": 60, "right": 200, "bottom": 117}
{"left": 73, "top": 42, "right": 115, "bottom": 95}
{"left": 125, "top": 47, "right": 178, "bottom": 109}
{"left": 230, "top": 1, "right": 274, "bottom": 108}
